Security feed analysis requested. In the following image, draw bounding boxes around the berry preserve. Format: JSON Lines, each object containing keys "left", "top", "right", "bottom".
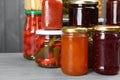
{"left": 93, "top": 25, "right": 120, "bottom": 75}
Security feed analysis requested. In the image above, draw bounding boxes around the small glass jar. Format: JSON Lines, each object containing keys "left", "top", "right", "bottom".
{"left": 25, "top": 0, "right": 42, "bottom": 10}
{"left": 69, "top": 0, "right": 98, "bottom": 27}
{"left": 106, "top": 0, "right": 120, "bottom": 25}
{"left": 24, "top": 10, "right": 42, "bottom": 60}
{"left": 42, "top": 0, "right": 63, "bottom": 30}
{"left": 61, "top": 27, "right": 88, "bottom": 76}
{"left": 93, "top": 25, "right": 120, "bottom": 75}
{"left": 35, "top": 30, "right": 62, "bottom": 68}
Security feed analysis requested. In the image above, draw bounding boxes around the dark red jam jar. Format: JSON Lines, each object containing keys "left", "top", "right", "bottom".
{"left": 93, "top": 25, "right": 120, "bottom": 75}
{"left": 106, "top": 0, "right": 120, "bottom": 26}
{"left": 69, "top": 0, "right": 98, "bottom": 27}
{"left": 24, "top": 10, "right": 42, "bottom": 60}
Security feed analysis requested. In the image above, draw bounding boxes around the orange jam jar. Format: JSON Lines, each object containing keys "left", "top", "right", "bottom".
{"left": 61, "top": 27, "right": 88, "bottom": 76}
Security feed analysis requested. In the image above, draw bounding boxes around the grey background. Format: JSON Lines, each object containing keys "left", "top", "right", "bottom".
{"left": 0, "top": 0, "right": 25, "bottom": 52}
{"left": 0, "top": 0, "right": 106, "bottom": 52}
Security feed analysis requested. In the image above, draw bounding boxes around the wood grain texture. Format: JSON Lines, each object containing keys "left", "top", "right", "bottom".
{"left": 0, "top": 53, "right": 120, "bottom": 80}
{"left": 0, "top": 0, "right": 25, "bottom": 52}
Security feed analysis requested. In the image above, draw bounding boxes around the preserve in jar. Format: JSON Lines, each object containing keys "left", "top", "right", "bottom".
{"left": 93, "top": 25, "right": 120, "bottom": 75}
{"left": 61, "top": 27, "right": 88, "bottom": 76}
{"left": 106, "top": 0, "right": 120, "bottom": 25}
{"left": 35, "top": 30, "right": 62, "bottom": 68}
{"left": 69, "top": 0, "right": 98, "bottom": 27}
{"left": 41, "top": 0, "right": 63, "bottom": 30}
{"left": 24, "top": 10, "right": 42, "bottom": 60}
{"left": 25, "top": 0, "right": 42, "bottom": 10}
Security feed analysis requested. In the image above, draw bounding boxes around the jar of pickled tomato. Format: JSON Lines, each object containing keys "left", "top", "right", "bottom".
{"left": 106, "top": 0, "right": 120, "bottom": 26}
{"left": 42, "top": 0, "right": 63, "bottom": 30}
{"left": 61, "top": 27, "right": 88, "bottom": 76}
{"left": 69, "top": 0, "right": 98, "bottom": 27}
{"left": 93, "top": 25, "right": 120, "bottom": 75}
{"left": 35, "top": 30, "right": 62, "bottom": 68}
{"left": 24, "top": 10, "right": 42, "bottom": 60}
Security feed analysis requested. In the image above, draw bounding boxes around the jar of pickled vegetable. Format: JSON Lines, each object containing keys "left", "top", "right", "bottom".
{"left": 106, "top": 0, "right": 120, "bottom": 26}
{"left": 41, "top": 0, "right": 63, "bottom": 30}
{"left": 24, "top": 10, "right": 42, "bottom": 60}
{"left": 93, "top": 25, "right": 120, "bottom": 75}
{"left": 35, "top": 30, "right": 62, "bottom": 68}
{"left": 61, "top": 27, "right": 88, "bottom": 76}
{"left": 69, "top": 0, "right": 98, "bottom": 27}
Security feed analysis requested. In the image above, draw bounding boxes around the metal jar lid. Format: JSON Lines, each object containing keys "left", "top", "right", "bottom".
{"left": 62, "top": 26, "right": 88, "bottom": 33}
{"left": 94, "top": 25, "right": 120, "bottom": 31}
{"left": 70, "top": 0, "right": 98, "bottom": 5}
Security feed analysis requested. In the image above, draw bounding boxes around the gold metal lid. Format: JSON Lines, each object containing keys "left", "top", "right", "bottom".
{"left": 94, "top": 25, "right": 120, "bottom": 31}
{"left": 62, "top": 27, "right": 88, "bottom": 33}
{"left": 70, "top": 0, "right": 98, "bottom": 4}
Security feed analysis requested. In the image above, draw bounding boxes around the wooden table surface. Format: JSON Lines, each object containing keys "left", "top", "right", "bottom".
{"left": 0, "top": 53, "right": 119, "bottom": 80}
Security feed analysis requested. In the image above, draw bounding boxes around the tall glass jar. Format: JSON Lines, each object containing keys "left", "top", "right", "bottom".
{"left": 24, "top": 10, "right": 42, "bottom": 60}
{"left": 35, "top": 30, "right": 62, "bottom": 68}
{"left": 106, "top": 0, "right": 120, "bottom": 26}
{"left": 69, "top": 0, "right": 98, "bottom": 27}
{"left": 61, "top": 27, "right": 88, "bottom": 76}
{"left": 41, "top": 0, "right": 63, "bottom": 30}
{"left": 93, "top": 25, "right": 120, "bottom": 75}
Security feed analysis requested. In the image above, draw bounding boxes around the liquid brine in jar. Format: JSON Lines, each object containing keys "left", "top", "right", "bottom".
{"left": 35, "top": 30, "right": 62, "bottom": 68}
{"left": 93, "top": 25, "right": 120, "bottom": 75}
{"left": 24, "top": 10, "right": 42, "bottom": 60}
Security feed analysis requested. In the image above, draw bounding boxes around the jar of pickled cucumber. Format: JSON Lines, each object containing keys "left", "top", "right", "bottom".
{"left": 35, "top": 30, "right": 62, "bottom": 68}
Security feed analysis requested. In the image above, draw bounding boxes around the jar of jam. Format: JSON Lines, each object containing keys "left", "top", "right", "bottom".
{"left": 25, "top": 0, "right": 42, "bottom": 10}
{"left": 93, "top": 25, "right": 120, "bottom": 75}
{"left": 41, "top": 0, "right": 63, "bottom": 30}
{"left": 61, "top": 27, "right": 88, "bottom": 76}
{"left": 24, "top": 10, "right": 42, "bottom": 60}
{"left": 106, "top": 0, "right": 120, "bottom": 26}
{"left": 69, "top": 0, "right": 98, "bottom": 27}
{"left": 35, "top": 30, "right": 62, "bottom": 68}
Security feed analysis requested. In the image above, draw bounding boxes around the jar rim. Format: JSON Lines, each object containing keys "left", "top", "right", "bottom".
{"left": 36, "top": 30, "right": 62, "bottom": 35}
{"left": 62, "top": 27, "right": 88, "bottom": 33}
{"left": 94, "top": 25, "right": 120, "bottom": 31}
{"left": 70, "top": 0, "right": 98, "bottom": 5}
{"left": 25, "top": 10, "right": 42, "bottom": 14}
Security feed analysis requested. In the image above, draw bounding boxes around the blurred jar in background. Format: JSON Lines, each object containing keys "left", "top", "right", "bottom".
{"left": 69, "top": 0, "right": 98, "bottom": 27}
{"left": 42, "top": 0, "right": 63, "bottom": 30}
{"left": 106, "top": 0, "right": 120, "bottom": 26}
{"left": 24, "top": 10, "right": 42, "bottom": 60}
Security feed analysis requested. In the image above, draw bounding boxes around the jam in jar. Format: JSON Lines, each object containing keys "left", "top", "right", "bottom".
{"left": 106, "top": 0, "right": 120, "bottom": 25}
{"left": 69, "top": 0, "right": 98, "bottom": 27}
{"left": 35, "top": 30, "right": 62, "bottom": 68}
{"left": 61, "top": 27, "right": 88, "bottom": 76}
{"left": 93, "top": 25, "right": 120, "bottom": 75}
{"left": 42, "top": 0, "right": 63, "bottom": 30}
{"left": 24, "top": 10, "right": 42, "bottom": 60}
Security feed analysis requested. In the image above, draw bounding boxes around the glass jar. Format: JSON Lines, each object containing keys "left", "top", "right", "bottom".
{"left": 41, "top": 0, "right": 63, "bottom": 30}
{"left": 61, "top": 27, "right": 88, "bottom": 76}
{"left": 106, "top": 0, "right": 120, "bottom": 26}
{"left": 25, "top": 0, "right": 42, "bottom": 10}
{"left": 69, "top": 0, "right": 98, "bottom": 27}
{"left": 35, "top": 30, "right": 62, "bottom": 68}
{"left": 93, "top": 25, "right": 120, "bottom": 75}
{"left": 24, "top": 10, "right": 42, "bottom": 60}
